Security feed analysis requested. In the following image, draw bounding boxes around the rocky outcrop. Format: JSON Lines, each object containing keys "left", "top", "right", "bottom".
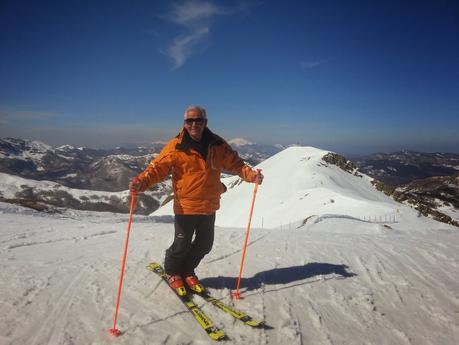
{"left": 323, "top": 151, "right": 458, "bottom": 228}
{"left": 372, "top": 175, "right": 459, "bottom": 227}
{"left": 322, "top": 152, "right": 363, "bottom": 177}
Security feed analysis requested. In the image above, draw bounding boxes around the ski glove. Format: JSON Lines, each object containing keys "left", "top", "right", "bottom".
{"left": 254, "top": 171, "right": 264, "bottom": 185}
{"left": 129, "top": 177, "right": 148, "bottom": 193}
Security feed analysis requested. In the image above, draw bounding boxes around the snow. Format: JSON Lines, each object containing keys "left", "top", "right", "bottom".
{"left": 28, "top": 140, "right": 53, "bottom": 153}
{"left": 438, "top": 204, "right": 459, "bottom": 223}
{"left": 0, "top": 138, "right": 52, "bottom": 160}
{"left": 106, "top": 153, "right": 155, "bottom": 161}
{"left": 56, "top": 145, "right": 77, "bottom": 151}
{"left": 0, "top": 172, "right": 130, "bottom": 200}
{"left": 1, "top": 146, "right": 458, "bottom": 345}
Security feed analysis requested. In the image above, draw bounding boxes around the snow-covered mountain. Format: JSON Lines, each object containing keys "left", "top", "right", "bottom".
{"left": 154, "top": 146, "right": 422, "bottom": 228}
{"left": 220, "top": 147, "right": 400, "bottom": 229}
{"left": 0, "top": 137, "right": 158, "bottom": 192}
{"left": 1, "top": 137, "right": 457, "bottom": 224}
{"left": 0, "top": 137, "right": 172, "bottom": 214}
{"left": 226, "top": 138, "right": 284, "bottom": 166}
{"left": 228, "top": 137, "right": 254, "bottom": 146}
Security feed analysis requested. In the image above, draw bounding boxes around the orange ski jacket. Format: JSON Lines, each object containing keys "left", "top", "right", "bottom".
{"left": 136, "top": 128, "right": 258, "bottom": 215}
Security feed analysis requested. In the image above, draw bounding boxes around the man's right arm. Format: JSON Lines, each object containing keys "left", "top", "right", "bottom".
{"left": 129, "top": 143, "right": 175, "bottom": 193}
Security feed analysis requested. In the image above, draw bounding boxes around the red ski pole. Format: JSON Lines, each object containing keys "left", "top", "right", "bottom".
{"left": 109, "top": 191, "right": 137, "bottom": 337}
{"left": 232, "top": 169, "right": 261, "bottom": 300}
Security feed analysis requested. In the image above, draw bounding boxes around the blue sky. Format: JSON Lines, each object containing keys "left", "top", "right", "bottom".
{"left": 0, "top": 0, "right": 458, "bottom": 154}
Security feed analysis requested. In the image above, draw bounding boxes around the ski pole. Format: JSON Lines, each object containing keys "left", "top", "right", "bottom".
{"left": 109, "top": 191, "right": 137, "bottom": 337}
{"left": 232, "top": 169, "right": 261, "bottom": 300}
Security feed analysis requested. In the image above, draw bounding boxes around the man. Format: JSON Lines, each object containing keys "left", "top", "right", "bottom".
{"left": 129, "top": 105, "right": 263, "bottom": 295}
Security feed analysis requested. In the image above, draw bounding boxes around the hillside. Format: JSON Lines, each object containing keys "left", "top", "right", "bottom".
{"left": 0, "top": 137, "right": 159, "bottom": 192}
{"left": 354, "top": 151, "right": 459, "bottom": 185}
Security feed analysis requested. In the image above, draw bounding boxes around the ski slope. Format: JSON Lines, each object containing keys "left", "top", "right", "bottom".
{"left": 0, "top": 201, "right": 458, "bottom": 345}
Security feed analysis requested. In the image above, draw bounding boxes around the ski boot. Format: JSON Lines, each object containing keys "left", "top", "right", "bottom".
{"left": 167, "top": 274, "right": 187, "bottom": 296}
{"left": 184, "top": 273, "right": 205, "bottom": 293}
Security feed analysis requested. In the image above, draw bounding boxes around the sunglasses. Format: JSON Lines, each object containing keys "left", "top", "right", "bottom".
{"left": 184, "top": 118, "right": 205, "bottom": 125}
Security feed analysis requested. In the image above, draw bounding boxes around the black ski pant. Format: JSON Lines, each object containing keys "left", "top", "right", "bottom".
{"left": 164, "top": 213, "right": 215, "bottom": 276}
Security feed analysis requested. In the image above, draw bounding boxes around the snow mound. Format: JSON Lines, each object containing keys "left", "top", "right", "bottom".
{"left": 216, "top": 146, "right": 402, "bottom": 228}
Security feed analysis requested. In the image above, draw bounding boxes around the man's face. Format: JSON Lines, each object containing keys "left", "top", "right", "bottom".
{"left": 184, "top": 109, "right": 206, "bottom": 141}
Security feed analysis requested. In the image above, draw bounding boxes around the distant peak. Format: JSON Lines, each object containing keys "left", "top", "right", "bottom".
{"left": 56, "top": 144, "right": 77, "bottom": 151}
{"left": 2, "top": 137, "right": 52, "bottom": 152}
{"left": 228, "top": 138, "right": 254, "bottom": 146}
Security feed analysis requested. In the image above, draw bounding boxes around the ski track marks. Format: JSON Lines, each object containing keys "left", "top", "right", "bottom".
{"left": 29, "top": 266, "right": 90, "bottom": 345}
{"left": 3, "top": 230, "right": 118, "bottom": 251}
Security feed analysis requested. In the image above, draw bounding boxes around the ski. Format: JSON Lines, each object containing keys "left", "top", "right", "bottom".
{"left": 146, "top": 263, "right": 226, "bottom": 341}
{"left": 192, "top": 290, "right": 266, "bottom": 328}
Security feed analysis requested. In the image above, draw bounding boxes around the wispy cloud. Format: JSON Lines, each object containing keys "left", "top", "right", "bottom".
{"left": 160, "top": 1, "right": 236, "bottom": 69}
{"left": 164, "top": 27, "right": 210, "bottom": 70}
{"left": 300, "top": 59, "right": 329, "bottom": 70}
{"left": 166, "top": 1, "right": 229, "bottom": 27}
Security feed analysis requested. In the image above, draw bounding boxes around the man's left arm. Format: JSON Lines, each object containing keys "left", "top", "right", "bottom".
{"left": 220, "top": 144, "right": 263, "bottom": 184}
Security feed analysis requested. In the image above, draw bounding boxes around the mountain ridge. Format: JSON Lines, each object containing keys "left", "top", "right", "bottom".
{"left": 1, "top": 137, "right": 457, "bottom": 225}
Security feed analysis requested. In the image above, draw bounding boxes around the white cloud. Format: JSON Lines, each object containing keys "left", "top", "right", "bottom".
{"left": 160, "top": 1, "right": 232, "bottom": 69}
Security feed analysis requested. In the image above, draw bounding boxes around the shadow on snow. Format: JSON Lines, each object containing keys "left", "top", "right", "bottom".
{"left": 201, "top": 262, "right": 357, "bottom": 291}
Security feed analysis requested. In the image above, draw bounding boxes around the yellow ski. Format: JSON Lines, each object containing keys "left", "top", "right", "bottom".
{"left": 192, "top": 290, "right": 267, "bottom": 328}
{"left": 147, "top": 263, "right": 226, "bottom": 341}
